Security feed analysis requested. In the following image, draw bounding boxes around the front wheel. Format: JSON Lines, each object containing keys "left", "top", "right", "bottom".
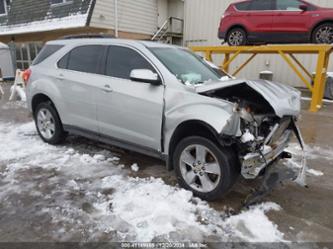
{"left": 173, "top": 136, "right": 239, "bottom": 201}
{"left": 312, "top": 23, "right": 333, "bottom": 44}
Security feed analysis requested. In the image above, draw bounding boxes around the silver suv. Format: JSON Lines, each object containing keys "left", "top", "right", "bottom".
{"left": 26, "top": 38, "right": 303, "bottom": 200}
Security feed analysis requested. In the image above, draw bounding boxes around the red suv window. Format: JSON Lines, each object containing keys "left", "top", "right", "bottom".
{"left": 276, "top": 0, "right": 302, "bottom": 11}
{"left": 236, "top": 0, "right": 275, "bottom": 11}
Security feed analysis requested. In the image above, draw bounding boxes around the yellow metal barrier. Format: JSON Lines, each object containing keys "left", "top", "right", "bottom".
{"left": 191, "top": 45, "right": 333, "bottom": 112}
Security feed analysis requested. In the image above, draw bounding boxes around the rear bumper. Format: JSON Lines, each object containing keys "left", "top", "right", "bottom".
{"left": 218, "top": 31, "right": 226, "bottom": 40}
{"left": 241, "top": 129, "right": 292, "bottom": 179}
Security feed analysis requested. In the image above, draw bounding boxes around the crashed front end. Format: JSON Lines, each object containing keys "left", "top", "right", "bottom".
{"left": 197, "top": 79, "right": 306, "bottom": 182}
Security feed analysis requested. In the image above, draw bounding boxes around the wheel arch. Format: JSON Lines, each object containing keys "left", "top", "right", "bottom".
{"left": 31, "top": 93, "right": 56, "bottom": 114}
{"left": 226, "top": 24, "right": 248, "bottom": 36}
{"left": 311, "top": 20, "right": 333, "bottom": 38}
{"left": 166, "top": 120, "right": 221, "bottom": 171}
{"left": 31, "top": 94, "right": 64, "bottom": 129}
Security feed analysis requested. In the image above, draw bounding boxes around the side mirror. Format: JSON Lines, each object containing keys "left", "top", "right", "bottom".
{"left": 299, "top": 4, "right": 308, "bottom": 11}
{"left": 130, "top": 69, "right": 161, "bottom": 85}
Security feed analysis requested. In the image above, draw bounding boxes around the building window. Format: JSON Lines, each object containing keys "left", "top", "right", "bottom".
{"left": 50, "top": 0, "right": 73, "bottom": 6}
{"left": 15, "top": 43, "right": 43, "bottom": 70}
{"left": 0, "top": 0, "right": 8, "bottom": 16}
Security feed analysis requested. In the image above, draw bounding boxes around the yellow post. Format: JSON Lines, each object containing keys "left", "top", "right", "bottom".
{"left": 223, "top": 50, "right": 242, "bottom": 71}
{"left": 191, "top": 45, "right": 332, "bottom": 112}
{"left": 310, "top": 50, "right": 330, "bottom": 112}
{"left": 289, "top": 54, "right": 313, "bottom": 80}
{"left": 222, "top": 53, "right": 230, "bottom": 72}
{"left": 278, "top": 51, "right": 313, "bottom": 92}
{"left": 205, "top": 51, "right": 212, "bottom": 62}
{"left": 232, "top": 54, "right": 257, "bottom": 76}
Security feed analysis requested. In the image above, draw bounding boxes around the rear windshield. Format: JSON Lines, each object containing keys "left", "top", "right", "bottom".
{"left": 32, "top": 45, "right": 64, "bottom": 65}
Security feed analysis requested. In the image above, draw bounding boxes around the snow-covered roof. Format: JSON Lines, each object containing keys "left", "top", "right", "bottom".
{"left": 0, "top": 0, "right": 93, "bottom": 36}
{"left": 0, "top": 14, "right": 89, "bottom": 35}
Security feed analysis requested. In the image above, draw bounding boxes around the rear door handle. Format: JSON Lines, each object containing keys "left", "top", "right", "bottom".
{"left": 102, "top": 84, "right": 113, "bottom": 93}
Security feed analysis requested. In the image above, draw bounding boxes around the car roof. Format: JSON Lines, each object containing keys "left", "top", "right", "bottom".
{"left": 47, "top": 38, "right": 179, "bottom": 49}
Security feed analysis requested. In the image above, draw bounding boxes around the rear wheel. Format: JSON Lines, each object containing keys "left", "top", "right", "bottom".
{"left": 312, "top": 23, "right": 333, "bottom": 44}
{"left": 173, "top": 136, "right": 239, "bottom": 201}
{"left": 226, "top": 28, "right": 247, "bottom": 46}
{"left": 34, "top": 102, "right": 66, "bottom": 144}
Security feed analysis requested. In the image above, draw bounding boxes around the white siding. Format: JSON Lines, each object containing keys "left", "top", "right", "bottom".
{"left": 90, "top": 0, "right": 116, "bottom": 30}
{"left": 157, "top": 0, "right": 168, "bottom": 27}
{"left": 184, "top": 0, "right": 333, "bottom": 87}
{"left": 91, "top": 0, "right": 158, "bottom": 35}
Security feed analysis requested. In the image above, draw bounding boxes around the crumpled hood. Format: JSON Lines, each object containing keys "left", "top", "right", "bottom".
{"left": 195, "top": 79, "right": 301, "bottom": 117}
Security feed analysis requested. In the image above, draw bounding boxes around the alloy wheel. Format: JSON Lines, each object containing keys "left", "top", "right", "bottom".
{"left": 315, "top": 26, "right": 333, "bottom": 44}
{"left": 228, "top": 31, "right": 244, "bottom": 46}
{"left": 179, "top": 144, "right": 221, "bottom": 193}
{"left": 37, "top": 108, "right": 56, "bottom": 140}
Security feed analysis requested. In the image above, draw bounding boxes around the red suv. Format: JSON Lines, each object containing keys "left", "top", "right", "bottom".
{"left": 219, "top": 0, "right": 333, "bottom": 46}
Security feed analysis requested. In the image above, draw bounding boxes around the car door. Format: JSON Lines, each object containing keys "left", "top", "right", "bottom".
{"left": 272, "top": 0, "right": 311, "bottom": 34}
{"left": 95, "top": 45, "right": 164, "bottom": 152}
{"left": 245, "top": 0, "right": 275, "bottom": 33}
{"left": 56, "top": 45, "right": 107, "bottom": 133}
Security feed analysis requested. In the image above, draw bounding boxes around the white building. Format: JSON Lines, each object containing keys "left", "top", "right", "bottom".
{"left": 183, "top": 0, "right": 333, "bottom": 87}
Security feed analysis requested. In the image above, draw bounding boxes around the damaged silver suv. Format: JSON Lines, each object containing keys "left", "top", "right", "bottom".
{"left": 25, "top": 38, "right": 304, "bottom": 200}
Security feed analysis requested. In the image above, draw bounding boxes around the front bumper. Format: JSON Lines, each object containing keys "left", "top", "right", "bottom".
{"left": 241, "top": 129, "right": 292, "bottom": 179}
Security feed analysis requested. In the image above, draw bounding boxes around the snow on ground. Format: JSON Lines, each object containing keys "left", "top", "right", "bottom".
{"left": 0, "top": 120, "right": 285, "bottom": 242}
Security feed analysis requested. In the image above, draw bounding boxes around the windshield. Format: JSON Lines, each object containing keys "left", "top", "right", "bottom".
{"left": 150, "top": 47, "right": 222, "bottom": 85}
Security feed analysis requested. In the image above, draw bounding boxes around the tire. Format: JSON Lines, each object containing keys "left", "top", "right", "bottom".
{"left": 312, "top": 23, "right": 333, "bottom": 44}
{"left": 34, "top": 101, "right": 66, "bottom": 145}
{"left": 173, "top": 136, "right": 239, "bottom": 201}
{"left": 226, "top": 28, "right": 247, "bottom": 46}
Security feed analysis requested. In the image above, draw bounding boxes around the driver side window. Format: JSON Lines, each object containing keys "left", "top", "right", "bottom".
{"left": 106, "top": 45, "right": 156, "bottom": 80}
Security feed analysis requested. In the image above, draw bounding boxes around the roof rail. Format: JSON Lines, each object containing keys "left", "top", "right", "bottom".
{"left": 60, "top": 33, "right": 115, "bottom": 40}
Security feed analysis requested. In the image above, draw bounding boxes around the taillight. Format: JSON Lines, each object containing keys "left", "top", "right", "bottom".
{"left": 22, "top": 68, "right": 32, "bottom": 86}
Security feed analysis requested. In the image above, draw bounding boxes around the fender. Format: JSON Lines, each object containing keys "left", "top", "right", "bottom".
{"left": 163, "top": 89, "right": 239, "bottom": 154}
{"left": 28, "top": 77, "right": 68, "bottom": 124}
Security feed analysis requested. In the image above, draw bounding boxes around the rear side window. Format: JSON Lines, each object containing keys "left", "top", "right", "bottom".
{"left": 32, "top": 45, "right": 64, "bottom": 65}
{"left": 57, "top": 53, "right": 69, "bottom": 69}
{"left": 249, "top": 0, "right": 275, "bottom": 10}
{"left": 106, "top": 46, "right": 156, "bottom": 80}
{"left": 235, "top": 2, "right": 250, "bottom": 11}
{"left": 59, "top": 45, "right": 106, "bottom": 74}
{"left": 276, "top": 0, "right": 302, "bottom": 10}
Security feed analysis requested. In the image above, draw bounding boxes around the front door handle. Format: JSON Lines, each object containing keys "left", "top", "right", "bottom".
{"left": 102, "top": 84, "right": 113, "bottom": 93}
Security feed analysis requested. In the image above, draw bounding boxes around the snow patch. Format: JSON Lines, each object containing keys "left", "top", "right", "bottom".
{"left": 241, "top": 130, "right": 255, "bottom": 143}
{"left": 0, "top": 121, "right": 285, "bottom": 242}
{"left": 225, "top": 202, "right": 284, "bottom": 242}
{"left": 131, "top": 163, "right": 139, "bottom": 172}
